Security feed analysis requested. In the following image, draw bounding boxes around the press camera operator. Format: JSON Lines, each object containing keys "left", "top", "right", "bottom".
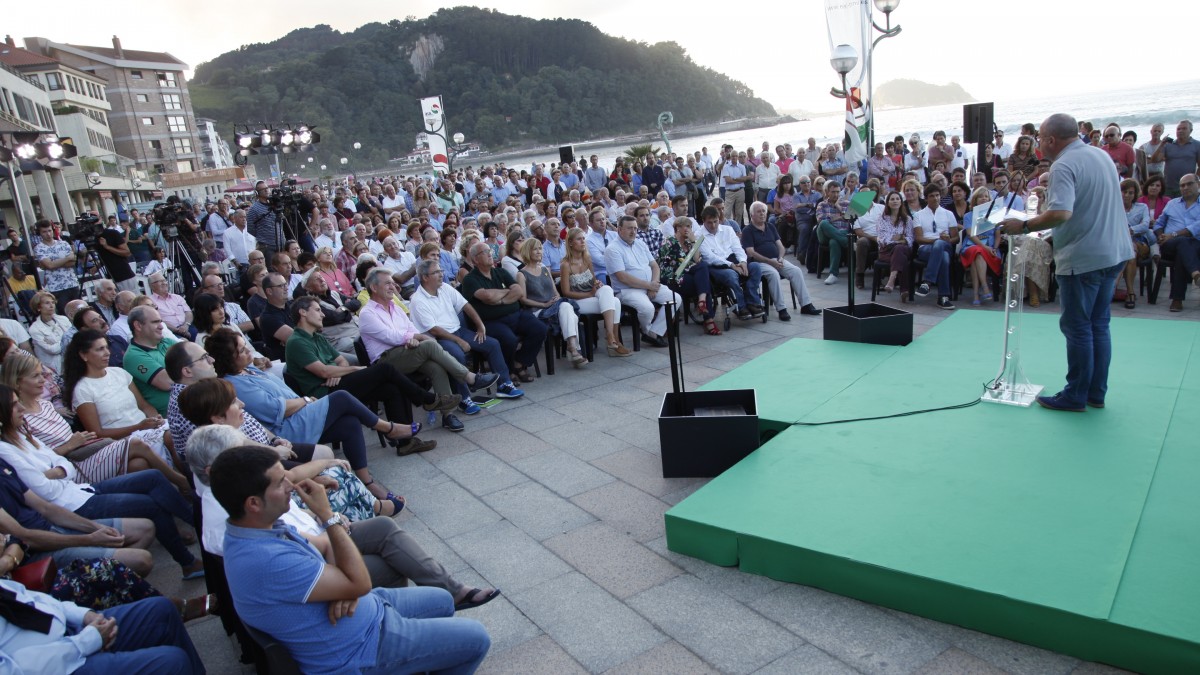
{"left": 97, "top": 214, "right": 138, "bottom": 292}
{"left": 247, "top": 180, "right": 318, "bottom": 255}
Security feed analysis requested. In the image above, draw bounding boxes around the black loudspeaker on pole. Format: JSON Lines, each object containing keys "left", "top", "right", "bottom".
{"left": 963, "top": 102, "right": 995, "bottom": 175}
{"left": 558, "top": 145, "right": 575, "bottom": 165}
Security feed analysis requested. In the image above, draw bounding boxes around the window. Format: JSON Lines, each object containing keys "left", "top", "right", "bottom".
{"left": 167, "top": 115, "right": 186, "bottom": 132}
{"left": 157, "top": 72, "right": 177, "bottom": 88}
{"left": 44, "top": 73, "right": 63, "bottom": 91}
{"left": 130, "top": 70, "right": 143, "bottom": 80}
{"left": 136, "top": 94, "right": 148, "bottom": 102}
{"left": 162, "top": 94, "right": 181, "bottom": 110}
{"left": 141, "top": 117, "right": 153, "bottom": 125}
{"left": 66, "top": 77, "right": 78, "bottom": 94}
{"left": 149, "top": 140, "right": 162, "bottom": 152}
{"left": 172, "top": 138, "right": 193, "bottom": 155}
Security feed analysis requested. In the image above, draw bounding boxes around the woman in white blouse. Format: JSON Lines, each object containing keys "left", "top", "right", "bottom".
{"left": 27, "top": 291, "right": 70, "bottom": 373}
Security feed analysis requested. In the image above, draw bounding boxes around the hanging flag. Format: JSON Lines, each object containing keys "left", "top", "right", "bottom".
{"left": 843, "top": 87, "right": 869, "bottom": 164}
{"left": 420, "top": 96, "right": 449, "bottom": 175}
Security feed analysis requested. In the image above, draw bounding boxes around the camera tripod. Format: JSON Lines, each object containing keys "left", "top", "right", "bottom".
{"left": 162, "top": 236, "right": 201, "bottom": 297}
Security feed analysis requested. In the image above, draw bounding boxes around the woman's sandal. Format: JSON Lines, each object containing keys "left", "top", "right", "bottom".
{"left": 512, "top": 366, "right": 535, "bottom": 383}
{"left": 1125, "top": 294, "right": 1136, "bottom": 309}
{"left": 703, "top": 318, "right": 722, "bottom": 336}
{"left": 173, "top": 594, "right": 217, "bottom": 622}
{"left": 385, "top": 422, "right": 421, "bottom": 442}
{"left": 363, "top": 479, "right": 404, "bottom": 511}
{"left": 569, "top": 351, "right": 588, "bottom": 368}
{"left": 374, "top": 493, "right": 406, "bottom": 516}
{"left": 696, "top": 298, "right": 708, "bottom": 316}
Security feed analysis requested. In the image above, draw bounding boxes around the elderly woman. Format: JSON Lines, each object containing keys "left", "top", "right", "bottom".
{"left": 186, "top": 425, "right": 499, "bottom": 609}
{"left": 1120, "top": 178, "right": 1153, "bottom": 309}
{"left": 178, "top": 380, "right": 399, "bottom": 519}
{"left": 313, "top": 245, "right": 355, "bottom": 297}
{"left": 558, "top": 227, "right": 631, "bottom": 354}
{"left": 0, "top": 383, "right": 203, "bottom": 579}
{"left": 204, "top": 327, "right": 412, "bottom": 502}
{"left": 517, "top": 238, "right": 586, "bottom": 367}
{"left": 656, "top": 217, "right": 721, "bottom": 335}
{"left": 28, "top": 290, "right": 70, "bottom": 373}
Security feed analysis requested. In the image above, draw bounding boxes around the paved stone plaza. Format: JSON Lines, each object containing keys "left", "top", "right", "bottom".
{"left": 154, "top": 265, "right": 1185, "bottom": 673}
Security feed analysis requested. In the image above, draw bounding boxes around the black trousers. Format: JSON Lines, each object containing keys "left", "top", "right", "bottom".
{"left": 332, "top": 361, "right": 427, "bottom": 425}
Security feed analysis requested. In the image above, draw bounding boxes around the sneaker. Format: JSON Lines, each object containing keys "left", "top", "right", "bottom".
{"left": 468, "top": 372, "right": 499, "bottom": 392}
{"left": 423, "top": 393, "right": 462, "bottom": 412}
{"left": 936, "top": 296, "right": 956, "bottom": 310}
{"left": 778, "top": 309, "right": 791, "bottom": 321}
{"left": 800, "top": 303, "right": 822, "bottom": 316}
{"left": 915, "top": 282, "right": 931, "bottom": 297}
{"left": 823, "top": 274, "right": 838, "bottom": 285}
{"left": 495, "top": 382, "right": 525, "bottom": 398}
{"left": 459, "top": 399, "right": 482, "bottom": 415}
{"left": 735, "top": 307, "right": 754, "bottom": 321}
{"left": 1036, "top": 393, "right": 1086, "bottom": 412}
{"left": 395, "top": 437, "right": 437, "bottom": 456}
{"left": 442, "top": 413, "right": 465, "bottom": 432}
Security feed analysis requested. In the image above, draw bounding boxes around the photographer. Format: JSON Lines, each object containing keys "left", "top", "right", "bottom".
{"left": 97, "top": 214, "right": 138, "bottom": 292}
{"left": 247, "top": 181, "right": 281, "bottom": 252}
{"left": 170, "top": 196, "right": 204, "bottom": 298}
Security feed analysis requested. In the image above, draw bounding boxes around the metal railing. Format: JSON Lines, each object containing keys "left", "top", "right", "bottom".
{"left": 0, "top": 61, "right": 45, "bottom": 90}
{"left": 0, "top": 108, "right": 42, "bottom": 132}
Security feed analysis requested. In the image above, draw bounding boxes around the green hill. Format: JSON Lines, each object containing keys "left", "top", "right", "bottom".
{"left": 191, "top": 8, "right": 777, "bottom": 169}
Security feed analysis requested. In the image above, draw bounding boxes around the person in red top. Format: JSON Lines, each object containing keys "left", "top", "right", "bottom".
{"left": 1102, "top": 126, "right": 1136, "bottom": 178}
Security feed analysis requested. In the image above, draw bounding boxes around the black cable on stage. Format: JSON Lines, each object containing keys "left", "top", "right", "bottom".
{"left": 790, "top": 384, "right": 990, "bottom": 427}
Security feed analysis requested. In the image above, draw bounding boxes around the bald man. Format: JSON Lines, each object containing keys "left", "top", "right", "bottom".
{"left": 1001, "top": 113, "right": 1133, "bottom": 412}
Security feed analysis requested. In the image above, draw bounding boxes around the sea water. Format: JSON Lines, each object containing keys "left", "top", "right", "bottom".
{"left": 481, "top": 79, "right": 1200, "bottom": 171}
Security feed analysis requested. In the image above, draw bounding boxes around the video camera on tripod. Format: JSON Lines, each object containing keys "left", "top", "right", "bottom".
{"left": 63, "top": 213, "right": 103, "bottom": 248}
{"left": 269, "top": 179, "right": 304, "bottom": 210}
{"left": 151, "top": 200, "right": 188, "bottom": 241}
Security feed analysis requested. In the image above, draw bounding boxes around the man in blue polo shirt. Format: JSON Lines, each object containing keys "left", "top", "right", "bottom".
{"left": 215, "top": 445, "right": 490, "bottom": 675}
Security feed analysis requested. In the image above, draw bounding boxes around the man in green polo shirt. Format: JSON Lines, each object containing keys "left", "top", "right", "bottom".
{"left": 284, "top": 296, "right": 458, "bottom": 455}
{"left": 122, "top": 305, "right": 173, "bottom": 416}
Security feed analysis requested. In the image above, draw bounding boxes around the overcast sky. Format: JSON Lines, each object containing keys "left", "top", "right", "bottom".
{"left": 8, "top": 1, "right": 1191, "bottom": 113}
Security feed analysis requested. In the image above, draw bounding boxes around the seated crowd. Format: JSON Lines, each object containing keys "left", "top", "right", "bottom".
{"left": 0, "top": 115, "right": 1195, "bottom": 672}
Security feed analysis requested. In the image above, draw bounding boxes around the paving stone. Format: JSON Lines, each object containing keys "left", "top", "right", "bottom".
{"left": 553, "top": 397, "right": 630, "bottom": 425}
{"left": 595, "top": 359, "right": 653, "bottom": 382}
{"left": 628, "top": 575, "right": 802, "bottom": 674}
{"left": 478, "top": 634, "right": 587, "bottom": 675}
{"left": 661, "top": 480, "right": 709, "bottom": 506}
{"left": 755, "top": 645, "right": 862, "bottom": 675}
{"left": 544, "top": 522, "right": 681, "bottom": 599}
{"left": 417, "top": 430, "right": 485, "bottom": 462}
{"left": 482, "top": 480, "right": 596, "bottom": 541}
{"left": 373, "top": 452, "right": 451, "bottom": 496}
{"left": 591, "top": 447, "right": 702, "bottom": 498}
{"left": 884, "top": 607, "right": 1079, "bottom": 675}
{"left": 464, "top": 424, "right": 553, "bottom": 463}
{"left": 433, "top": 449, "right": 528, "bottom": 496}
{"left": 623, "top": 394, "right": 668, "bottom": 421}
{"left": 512, "top": 448, "right": 615, "bottom": 498}
{"left": 542, "top": 422, "right": 629, "bottom": 461}
{"left": 915, "top": 648, "right": 1010, "bottom": 675}
{"left": 599, "top": 415, "right": 662, "bottom": 451}
{"left": 645, "top": 536, "right": 784, "bottom": 604}
{"left": 750, "top": 583, "right": 948, "bottom": 675}
{"left": 571, "top": 480, "right": 670, "bottom": 542}
{"left": 625, "top": 370, "right": 676, "bottom": 394}
{"left": 510, "top": 571, "right": 667, "bottom": 672}
{"left": 602, "top": 640, "right": 718, "bottom": 675}
{"left": 451, "top": 567, "right": 542, "bottom": 655}
{"left": 391, "top": 513, "right": 470, "bottom": 575}
{"left": 446, "top": 520, "right": 571, "bottom": 595}
{"left": 403, "top": 479, "right": 503, "bottom": 540}
{"left": 494, "top": 403, "right": 574, "bottom": 433}
{"left": 578, "top": 382, "right": 657, "bottom": 406}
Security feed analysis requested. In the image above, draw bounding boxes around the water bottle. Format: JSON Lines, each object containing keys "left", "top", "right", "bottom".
{"left": 427, "top": 410, "right": 437, "bottom": 425}
{"left": 1025, "top": 192, "right": 1038, "bottom": 218}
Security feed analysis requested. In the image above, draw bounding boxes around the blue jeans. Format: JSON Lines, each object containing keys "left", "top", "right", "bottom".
{"left": 74, "top": 470, "right": 195, "bottom": 567}
{"left": 709, "top": 264, "right": 763, "bottom": 310}
{"left": 438, "top": 326, "right": 511, "bottom": 398}
{"left": 361, "top": 586, "right": 490, "bottom": 675}
{"left": 75, "top": 596, "right": 204, "bottom": 675}
{"left": 918, "top": 239, "right": 953, "bottom": 296}
{"left": 1055, "top": 262, "right": 1123, "bottom": 406}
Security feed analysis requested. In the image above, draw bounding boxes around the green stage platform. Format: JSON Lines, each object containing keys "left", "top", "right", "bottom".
{"left": 665, "top": 312, "right": 1200, "bottom": 673}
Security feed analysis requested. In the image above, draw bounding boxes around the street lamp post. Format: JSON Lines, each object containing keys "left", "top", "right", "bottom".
{"left": 340, "top": 157, "right": 348, "bottom": 183}
{"left": 830, "top": 0, "right": 902, "bottom": 150}
{"left": 831, "top": 44, "right": 859, "bottom": 310}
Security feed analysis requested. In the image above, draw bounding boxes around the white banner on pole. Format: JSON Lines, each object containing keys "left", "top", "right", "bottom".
{"left": 420, "top": 95, "right": 449, "bottom": 175}
{"left": 824, "top": 0, "right": 872, "bottom": 90}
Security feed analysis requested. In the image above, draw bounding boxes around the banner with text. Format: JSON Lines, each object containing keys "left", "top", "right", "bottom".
{"left": 420, "top": 95, "right": 449, "bottom": 175}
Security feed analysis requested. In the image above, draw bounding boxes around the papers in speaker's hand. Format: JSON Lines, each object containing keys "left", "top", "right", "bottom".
{"left": 971, "top": 202, "right": 1029, "bottom": 238}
